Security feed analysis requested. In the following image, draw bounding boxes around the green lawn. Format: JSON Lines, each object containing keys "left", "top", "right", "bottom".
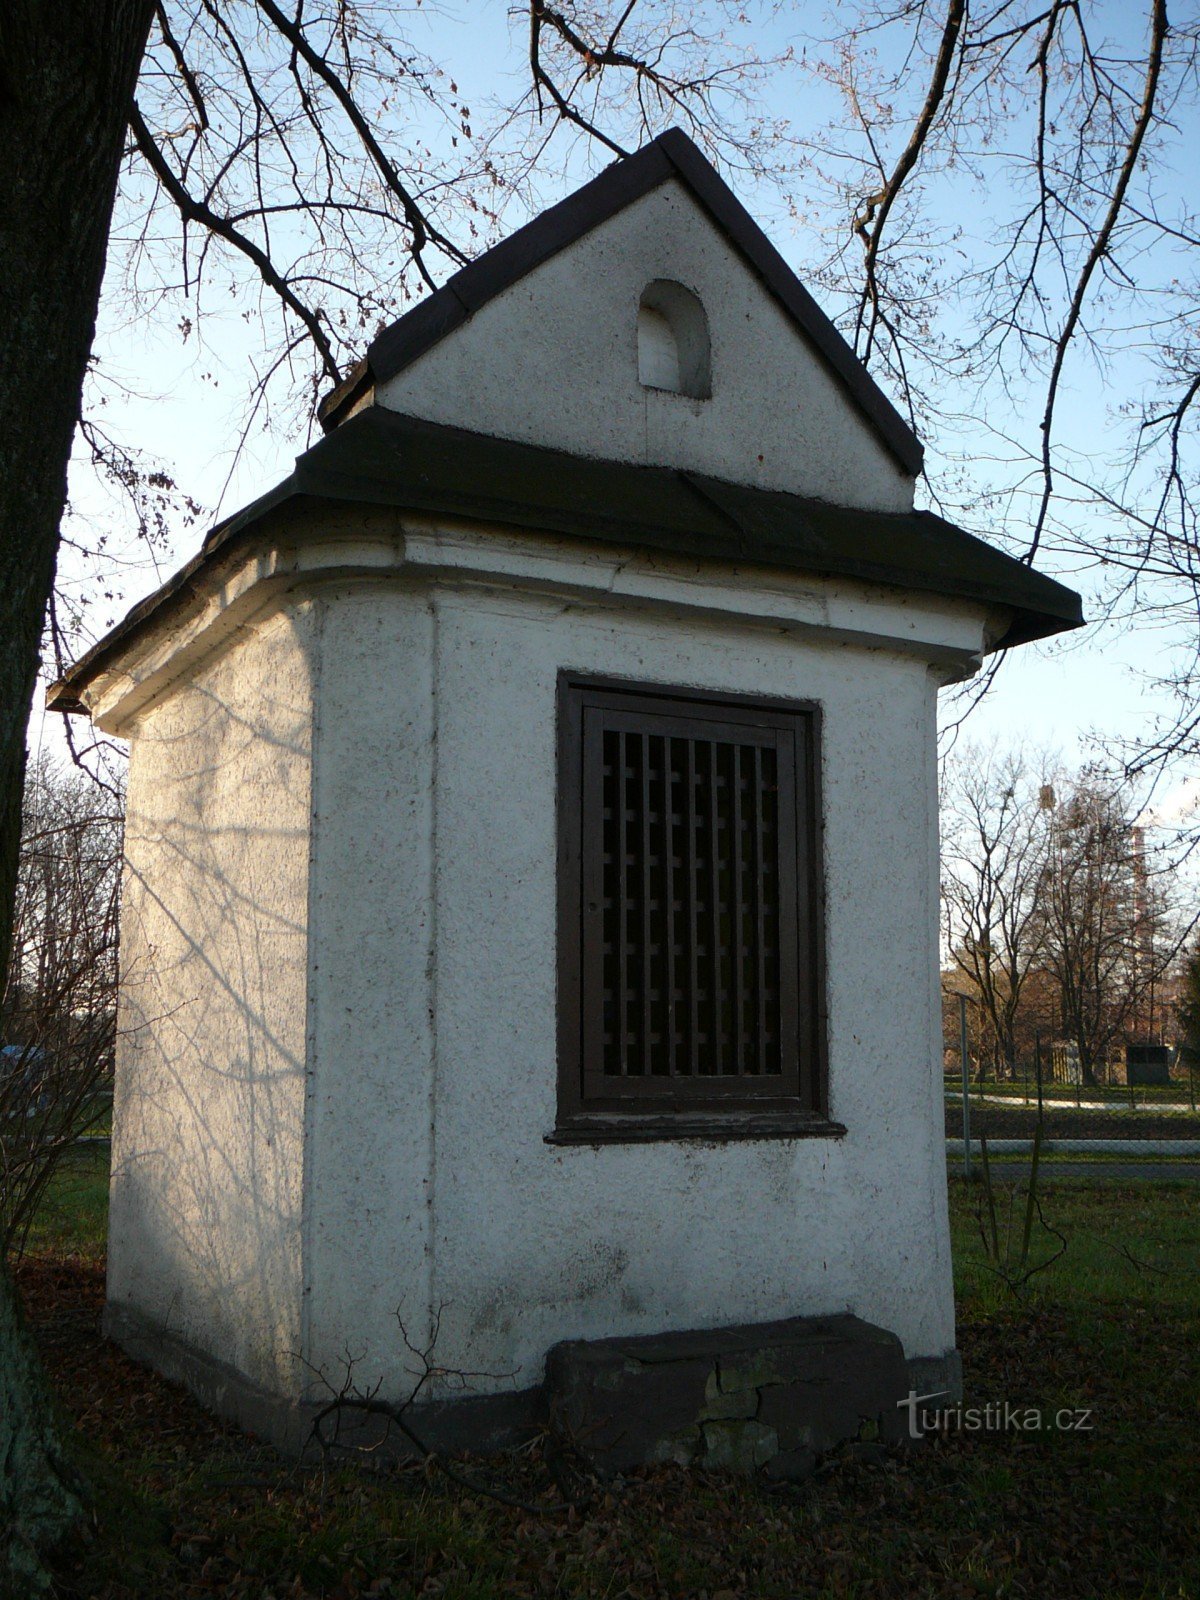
{"left": 948, "top": 1172, "right": 1200, "bottom": 1313}
{"left": 13, "top": 1147, "right": 1200, "bottom": 1598}
{"left": 20, "top": 1138, "right": 110, "bottom": 1257}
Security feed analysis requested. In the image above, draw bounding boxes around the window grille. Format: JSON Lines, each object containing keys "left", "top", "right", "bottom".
{"left": 557, "top": 676, "right": 825, "bottom": 1134}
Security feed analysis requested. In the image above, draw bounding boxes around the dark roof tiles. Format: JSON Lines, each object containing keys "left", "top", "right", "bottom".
{"left": 48, "top": 408, "right": 1082, "bottom": 711}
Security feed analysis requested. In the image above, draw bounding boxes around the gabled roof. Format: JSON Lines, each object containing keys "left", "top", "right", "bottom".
{"left": 317, "top": 129, "right": 925, "bottom": 478}
{"left": 48, "top": 408, "right": 1082, "bottom": 713}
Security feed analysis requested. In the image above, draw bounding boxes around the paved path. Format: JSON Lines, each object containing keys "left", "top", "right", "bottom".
{"left": 946, "top": 1090, "right": 1198, "bottom": 1114}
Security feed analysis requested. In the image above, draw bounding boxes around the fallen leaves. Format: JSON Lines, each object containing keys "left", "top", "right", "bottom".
{"left": 12, "top": 1212, "right": 1200, "bottom": 1600}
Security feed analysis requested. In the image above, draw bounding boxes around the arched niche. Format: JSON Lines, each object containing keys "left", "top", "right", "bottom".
{"left": 637, "top": 280, "right": 711, "bottom": 399}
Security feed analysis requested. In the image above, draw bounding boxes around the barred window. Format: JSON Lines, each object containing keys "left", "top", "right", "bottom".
{"left": 555, "top": 675, "right": 829, "bottom": 1140}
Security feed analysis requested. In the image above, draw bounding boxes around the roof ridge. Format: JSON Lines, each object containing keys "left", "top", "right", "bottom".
{"left": 316, "top": 130, "right": 923, "bottom": 476}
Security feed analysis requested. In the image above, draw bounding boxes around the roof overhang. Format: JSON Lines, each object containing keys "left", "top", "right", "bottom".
{"left": 49, "top": 408, "right": 1084, "bottom": 718}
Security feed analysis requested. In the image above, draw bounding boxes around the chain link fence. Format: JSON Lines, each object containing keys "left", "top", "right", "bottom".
{"left": 944, "top": 1001, "right": 1200, "bottom": 1179}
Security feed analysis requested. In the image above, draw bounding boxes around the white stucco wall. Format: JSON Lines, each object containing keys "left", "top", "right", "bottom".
{"left": 300, "top": 585, "right": 440, "bottom": 1381}
{"left": 297, "top": 540, "right": 964, "bottom": 1401}
{"left": 102, "top": 518, "right": 972, "bottom": 1413}
{"left": 376, "top": 178, "right": 916, "bottom": 513}
{"left": 107, "top": 606, "right": 317, "bottom": 1397}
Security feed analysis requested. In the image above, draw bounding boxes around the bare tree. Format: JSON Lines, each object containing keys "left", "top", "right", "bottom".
{"left": 0, "top": 4, "right": 150, "bottom": 1564}
{"left": 1174, "top": 937, "right": 1200, "bottom": 1080}
{"left": 1039, "top": 769, "right": 1185, "bottom": 1084}
{"left": 942, "top": 751, "right": 1194, "bottom": 1085}
{"left": 1, "top": 756, "right": 122, "bottom": 1258}
{"left": 794, "top": 3, "right": 1200, "bottom": 753}
{"left": 942, "top": 744, "right": 1052, "bottom": 1079}
{"left": 0, "top": 754, "right": 123, "bottom": 1594}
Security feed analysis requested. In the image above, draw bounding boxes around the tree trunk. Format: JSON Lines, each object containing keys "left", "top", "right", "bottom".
{"left": 0, "top": 1258, "right": 86, "bottom": 1595}
{"left": 0, "top": 0, "right": 155, "bottom": 979}
{"left": 0, "top": 2, "right": 155, "bottom": 1587}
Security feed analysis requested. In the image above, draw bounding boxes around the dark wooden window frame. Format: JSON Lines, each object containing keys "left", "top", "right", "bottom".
{"left": 552, "top": 672, "right": 840, "bottom": 1144}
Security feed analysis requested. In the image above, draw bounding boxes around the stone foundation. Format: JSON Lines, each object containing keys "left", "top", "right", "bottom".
{"left": 545, "top": 1314, "right": 912, "bottom": 1479}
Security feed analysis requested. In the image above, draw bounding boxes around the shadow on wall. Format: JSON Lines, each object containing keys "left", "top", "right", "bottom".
{"left": 109, "top": 609, "right": 318, "bottom": 1400}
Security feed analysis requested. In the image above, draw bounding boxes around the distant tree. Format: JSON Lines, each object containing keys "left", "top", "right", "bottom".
{"left": 1038, "top": 770, "right": 1184, "bottom": 1084}
{"left": 1, "top": 755, "right": 122, "bottom": 1256}
{"left": 1009, "top": 965, "right": 1062, "bottom": 1072}
{"left": 0, "top": 754, "right": 122, "bottom": 1594}
{"left": 941, "top": 745, "right": 1052, "bottom": 1079}
{"left": 1175, "top": 940, "right": 1200, "bottom": 1067}
{"left": 941, "top": 753, "right": 1198, "bottom": 1084}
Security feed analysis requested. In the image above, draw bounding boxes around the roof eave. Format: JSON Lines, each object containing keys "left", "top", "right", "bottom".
{"left": 48, "top": 415, "right": 1082, "bottom": 716}
{"left": 317, "top": 357, "right": 372, "bottom": 431}
{"left": 46, "top": 478, "right": 309, "bottom": 715}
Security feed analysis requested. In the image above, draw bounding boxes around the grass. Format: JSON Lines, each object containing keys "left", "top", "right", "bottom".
{"left": 19, "top": 1138, "right": 110, "bottom": 1257}
{"left": 948, "top": 1173, "right": 1200, "bottom": 1315}
{"left": 950, "top": 1155, "right": 1200, "bottom": 1183}
{"left": 12, "top": 1149, "right": 1200, "bottom": 1598}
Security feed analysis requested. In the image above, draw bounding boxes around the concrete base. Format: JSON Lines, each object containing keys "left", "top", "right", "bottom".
{"left": 104, "top": 1300, "right": 958, "bottom": 1475}
{"left": 103, "top": 1302, "right": 545, "bottom": 1459}
{"left": 104, "top": 1302, "right": 311, "bottom": 1452}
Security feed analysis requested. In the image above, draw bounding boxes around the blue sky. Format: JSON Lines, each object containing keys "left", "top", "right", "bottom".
{"left": 35, "top": 2, "right": 1197, "bottom": 822}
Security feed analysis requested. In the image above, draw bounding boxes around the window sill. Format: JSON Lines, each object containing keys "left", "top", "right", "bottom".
{"left": 545, "top": 1114, "right": 846, "bottom": 1146}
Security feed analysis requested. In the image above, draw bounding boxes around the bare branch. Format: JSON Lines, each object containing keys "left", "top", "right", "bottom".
{"left": 529, "top": 2, "right": 631, "bottom": 155}
{"left": 254, "top": 0, "right": 469, "bottom": 286}
{"left": 128, "top": 99, "right": 341, "bottom": 382}
{"left": 1026, "top": 0, "right": 1169, "bottom": 561}
{"left": 853, "top": 0, "right": 967, "bottom": 367}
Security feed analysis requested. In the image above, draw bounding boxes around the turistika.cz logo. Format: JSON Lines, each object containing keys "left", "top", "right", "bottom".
{"left": 898, "top": 1390, "right": 1095, "bottom": 1440}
